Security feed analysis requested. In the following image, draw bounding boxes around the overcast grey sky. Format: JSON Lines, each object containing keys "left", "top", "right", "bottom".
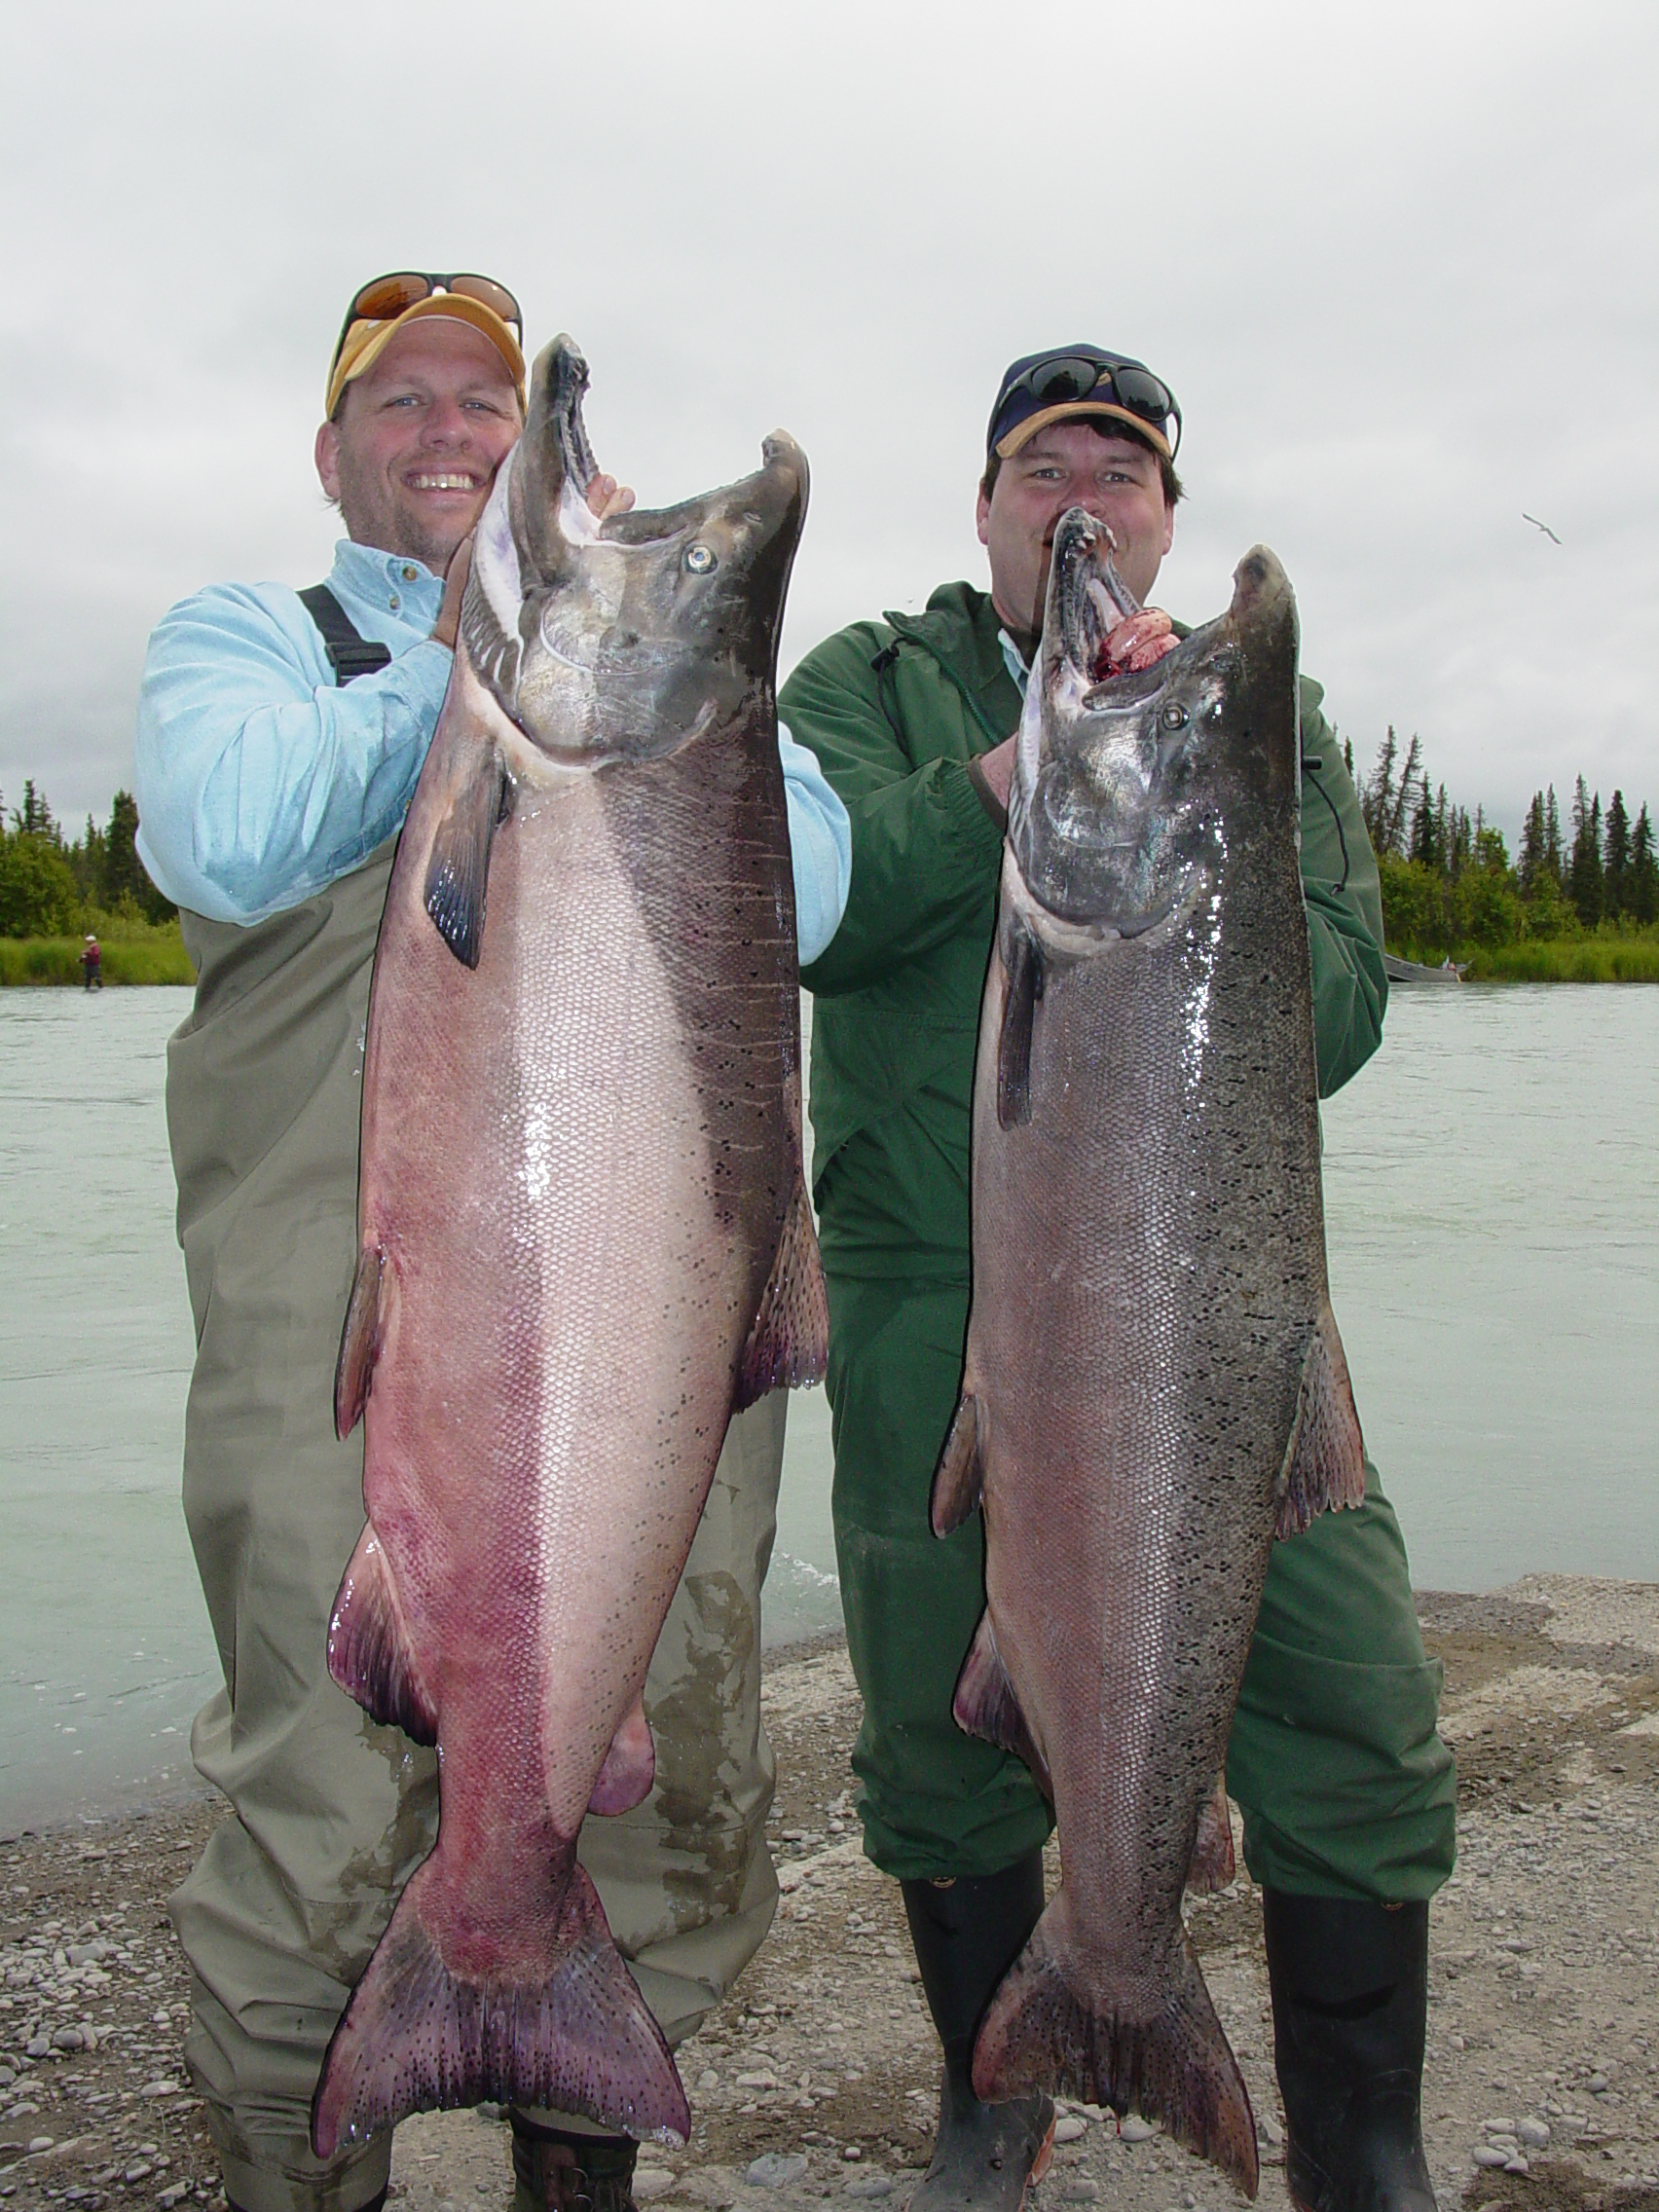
{"left": 3, "top": 0, "right": 1654, "bottom": 849}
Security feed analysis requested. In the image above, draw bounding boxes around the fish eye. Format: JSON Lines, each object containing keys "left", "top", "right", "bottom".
{"left": 1161, "top": 701, "right": 1189, "bottom": 730}
{"left": 684, "top": 544, "right": 718, "bottom": 574}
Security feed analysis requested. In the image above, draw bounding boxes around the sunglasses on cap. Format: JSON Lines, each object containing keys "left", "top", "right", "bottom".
{"left": 328, "top": 271, "right": 525, "bottom": 385}
{"left": 992, "top": 349, "right": 1182, "bottom": 461}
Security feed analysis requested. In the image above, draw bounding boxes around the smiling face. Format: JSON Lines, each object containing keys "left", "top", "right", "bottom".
{"left": 314, "top": 318, "right": 524, "bottom": 571}
{"left": 977, "top": 419, "right": 1175, "bottom": 642}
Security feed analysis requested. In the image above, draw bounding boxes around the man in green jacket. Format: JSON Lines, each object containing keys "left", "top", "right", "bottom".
{"left": 780, "top": 347, "right": 1456, "bottom": 2212}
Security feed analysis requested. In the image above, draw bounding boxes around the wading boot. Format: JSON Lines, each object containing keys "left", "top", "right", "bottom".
{"left": 901, "top": 1852, "right": 1055, "bottom": 2212}
{"left": 510, "top": 2116, "right": 641, "bottom": 2212}
{"left": 1264, "top": 1892, "right": 1438, "bottom": 2212}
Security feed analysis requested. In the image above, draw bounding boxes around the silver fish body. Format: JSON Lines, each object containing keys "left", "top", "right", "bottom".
{"left": 311, "top": 341, "right": 824, "bottom": 2157}
{"left": 933, "top": 514, "right": 1366, "bottom": 2195}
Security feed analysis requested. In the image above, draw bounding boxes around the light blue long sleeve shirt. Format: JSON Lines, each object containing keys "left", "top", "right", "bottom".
{"left": 135, "top": 538, "right": 852, "bottom": 963}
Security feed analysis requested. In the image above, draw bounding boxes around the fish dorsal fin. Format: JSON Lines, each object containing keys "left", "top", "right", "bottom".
{"left": 952, "top": 1609, "right": 1053, "bottom": 1802}
{"left": 1187, "top": 1773, "right": 1235, "bottom": 1894}
{"left": 335, "top": 1243, "right": 386, "bottom": 1439}
{"left": 1275, "top": 1297, "right": 1368, "bottom": 1538}
{"left": 996, "top": 920, "right": 1043, "bottom": 1129}
{"left": 326, "top": 1521, "right": 437, "bottom": 1748}
{"left": 735, "top": 1175, "right": 829, "bottom": 1408}
{"left": 931, "top": 1389, "right": 984, "bottom": 1534}
{"left": 588, "top": 1695, "right": 656, "bottom": 1816}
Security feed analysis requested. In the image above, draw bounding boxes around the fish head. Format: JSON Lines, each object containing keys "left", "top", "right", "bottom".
{"left": 461, "top": 336, "right": 808, "bottom": 763}
{"left": 1009, "top": 508, "right": 1300, "bottom": 936}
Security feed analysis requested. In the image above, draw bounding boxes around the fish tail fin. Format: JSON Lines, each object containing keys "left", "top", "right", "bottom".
{"left": 973, "top": 1888, "right": 1258, "bottom": 2198}
{"left": 311, "top": 1853, "right": 689, "bottom": 2158}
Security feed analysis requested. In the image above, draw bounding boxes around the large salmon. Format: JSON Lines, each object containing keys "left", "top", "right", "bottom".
{"left": 932, "top": 512, "right": 1367, "bottom": 2195}
{"left": 311, "top": 340, "right": 824, "bottom": 2157}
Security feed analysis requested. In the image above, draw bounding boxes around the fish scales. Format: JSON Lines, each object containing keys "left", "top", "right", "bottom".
{"left": 311, "top": 340, "right": 823, "bottom": 2157}
{"left": 936, "top": 516, "right": 1366, "bottom": 2194}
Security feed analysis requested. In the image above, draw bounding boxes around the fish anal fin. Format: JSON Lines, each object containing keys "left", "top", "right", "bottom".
{"left": 735, "top": 1175, "right": 829, "bottom": 1408}
{"left": 1275, "top": 1297, "right": 1368, "bottom": 1539}
{"left": 931, "top": 1389, "right": 984, "bottom": 1535}
{"left": 951, "top": 1611, "right": 1053, "bottom": 1802}
{"left": 588, "top": 1695, "right": 655, "bottom": 1816}
{"left": 423, "top": 722, "right": 508, "bottom": 972}
{"left": 997, "top": 919, "right": 1043, "bottom": 1129}
{"left": 335, "top": 1244, "right": 386, "bottom": 1440}
{"left": 974, "top": 1890, "right": 1258, "bottom": 2198}
{"left": 312, "top": 1854, "right": 690, "bottom": 2157}
{"left": 326, "top": 1522, "right": 437, "bottom": 1748}
{"left": 1187, "top": 1774, "right": 1235, "bottom": 1895}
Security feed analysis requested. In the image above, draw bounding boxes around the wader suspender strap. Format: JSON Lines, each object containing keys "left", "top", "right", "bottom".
{"left": 298, "top": 584, "right": 393, "bottom": 685}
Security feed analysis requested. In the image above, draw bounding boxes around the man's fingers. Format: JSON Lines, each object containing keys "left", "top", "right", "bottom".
{"left": 976, "top": 736, "right": 1018, "bottom": 813}
{"left": 587, "top": 473, "right": 637, "bottom": 520}
{"left": 431, "top": 537, "right": 474, "bottom": 650}
{"left": 1104, "top": 608, "right": 1174, "bottom": 668}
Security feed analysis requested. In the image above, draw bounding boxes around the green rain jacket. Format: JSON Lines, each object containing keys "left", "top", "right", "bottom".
{"left": 784, "top": 580, "right": 1386, "bottom": 1280}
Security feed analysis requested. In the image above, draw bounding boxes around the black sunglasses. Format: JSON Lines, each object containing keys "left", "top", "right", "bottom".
{"left": 329, "top": 271, "right": 524, "bottom": 384}
{"left": 998, "top": 350, "right": 1181, "bottom": 460}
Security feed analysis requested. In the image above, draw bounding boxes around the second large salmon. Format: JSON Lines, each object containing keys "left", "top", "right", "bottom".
{"left": 933, "top": 513, "right": 1367, "bottom": 2194}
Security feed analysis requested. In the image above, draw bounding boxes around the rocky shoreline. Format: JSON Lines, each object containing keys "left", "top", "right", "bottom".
{"left": 3, "top": 1575, "right": 1656, "bottom": 2212}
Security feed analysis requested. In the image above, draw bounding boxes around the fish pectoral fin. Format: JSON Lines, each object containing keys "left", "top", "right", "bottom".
{"left": 951, "top": 1610, "right": 1053, "bottom": 1802}
{"left": 931, "top": 1389, "right": 984, "bottom": 1535}
{"left": 735, "top": 1175, "right": 830, "bottom": 1408}
{"left": 334, "top": 1244, "right": 387, "bottom": 1439}
{"left": 326, "top": 1521, "right": 437, "bottom": 1748}
{"left": 1187, "top": 1773, "right": 1236, "bottom": 1894}
{"left": 423, "top": 734, "right": 508, "bottom": 971}
{"left": 588, "top": 1696, "right": 656, "bottom": 1816}
{"left": 996, "top": 918, "right": 1043, "bottom": 1129}
{"left": 1275, "top": 1296, "right": 1369, "bottom": 1538}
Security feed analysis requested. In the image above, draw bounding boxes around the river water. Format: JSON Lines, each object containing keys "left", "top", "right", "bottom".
{"left": 2, "top": 983, "right": 1654, "bottom": 1833}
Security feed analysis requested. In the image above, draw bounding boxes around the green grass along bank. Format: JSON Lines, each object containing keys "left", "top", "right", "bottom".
{"left": 1, "top": 919, "right": 194, "bottom": 986}
{"left": 5, "top": 920, "right": 1657, "bottom": 988}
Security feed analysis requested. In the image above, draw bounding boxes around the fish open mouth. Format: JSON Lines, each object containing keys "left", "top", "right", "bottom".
{"left": 1054, "top": 511, "right": 1142, "bottom": 688}
{"left": 548, "top": 341, "right": 600, "bottom": 510}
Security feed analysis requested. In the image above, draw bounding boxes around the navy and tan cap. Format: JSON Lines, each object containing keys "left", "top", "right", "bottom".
{"left": 987, "top": 345, "right": 1182, "bottom": 462}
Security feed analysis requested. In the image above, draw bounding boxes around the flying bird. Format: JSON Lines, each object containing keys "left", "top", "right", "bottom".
{"left": 1523, "top": 512, "right": 1563, "bottom": 544}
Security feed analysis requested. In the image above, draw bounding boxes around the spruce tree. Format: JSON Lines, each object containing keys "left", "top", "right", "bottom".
{"left": 1545, "top": 786, "right": 1563, "bottom": 882}
{"left": 1362, "top": 729, "right": 1398, "bottom": 854}
{"left": 1410, "top": 775, "right": 1437, "bottom": 869}
{"left": 1518, "top": 793, "right": 1547, "bottom": 897}
{"left": 1567, "top": 778, "right": 1604, "bottom": 927}
{"left": 1603, "top": 791, "right": 1631, "bottom": 920}
{"left": 1630, "top": 804, "right": 1657, "bottom": 927}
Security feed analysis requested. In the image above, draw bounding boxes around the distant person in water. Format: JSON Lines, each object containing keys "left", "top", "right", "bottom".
{"left": 80, "top": 935, "right": 101, "bottom": 989}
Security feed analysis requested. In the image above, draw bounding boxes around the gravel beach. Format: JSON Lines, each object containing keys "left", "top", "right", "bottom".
{"left": 3, "top": 1574, "right": 1656, "bottom": 2212}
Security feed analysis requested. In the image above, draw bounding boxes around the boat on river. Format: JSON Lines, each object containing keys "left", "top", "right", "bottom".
{"left": 1383, "top": 954, "right": 1466, "bottom": 984}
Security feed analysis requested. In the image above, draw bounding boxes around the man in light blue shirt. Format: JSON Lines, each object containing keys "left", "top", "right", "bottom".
{"left": 138, "top": 274, "right": 849, "bottom": 2212}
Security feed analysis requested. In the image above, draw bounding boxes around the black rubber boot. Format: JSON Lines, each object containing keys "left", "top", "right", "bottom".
{"left": 901, "top": 1853, "right": 1055, "bottom": 2212}
{"left": 509, "top": 2116, "right": 640, "bottom": 2212}
{"left": 1263, "top": 1892, "right": 1439, "bottom": 2212}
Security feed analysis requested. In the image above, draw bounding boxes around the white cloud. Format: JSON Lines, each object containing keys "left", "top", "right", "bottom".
{"left": 4, "top": 0, "right": 1654, "bottom": 852}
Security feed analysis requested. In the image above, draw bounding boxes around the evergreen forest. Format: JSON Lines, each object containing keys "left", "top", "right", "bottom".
{"left": 2, "top": 753, "right": 1657, "bottom": 983}
{"left": 1343, "top": 732, "right": 1655, "bottom": 977}
{"left": 0, "top": 782, "right": 190, "bottom": 982}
